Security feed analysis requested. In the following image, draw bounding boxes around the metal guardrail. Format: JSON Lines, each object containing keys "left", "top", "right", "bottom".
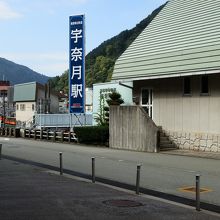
{"left": 34, "top": 113, "right": 93, "bottom": 128}
{"left": 0, "top": 128, "right": 20, "bottom": 137}
{"left": 24, "top": 129, "right": 77, "bottom": 143}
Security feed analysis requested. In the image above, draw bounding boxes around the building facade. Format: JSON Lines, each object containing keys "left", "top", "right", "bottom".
{"left": 0, "top": 81, "right": 15, "bottom": 127}
{"left": 112, "top": 0, "right": 220, "bottom": 152}
{"left": 93, "top": 81, "right": 133, "bottom": 125}
{"left": 14, "top": 82, "right": 59, "bottom": 127}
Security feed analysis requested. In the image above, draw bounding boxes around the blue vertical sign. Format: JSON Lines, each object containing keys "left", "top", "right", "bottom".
{"left": 69, "top": 15, "right": 85, "bottom": 113}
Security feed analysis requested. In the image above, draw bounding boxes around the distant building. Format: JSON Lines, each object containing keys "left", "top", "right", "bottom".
{"left": 58, "top": 91, "right": 68, "bottom": 114}
{"left": 14, "top": 82, "right": 59, "bottom": 128}
{"left": 0, "top": 81, "right": 15, "bottom": 118}
{"left": 85, "top": 88, "right": 93, "bottom": 113}
{"left": 58, "top": 88, "right": 93, "bottom": 114}
{"left": 93, "top": 82, "right": 133, "bottom": 125}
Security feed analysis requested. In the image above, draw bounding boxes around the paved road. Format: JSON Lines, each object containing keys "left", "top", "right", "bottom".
{"left": 1, "top": 159, "right": 220, "bottom": 220}
{"left": 1, "top": 137, "right": 220, "bottom": 209}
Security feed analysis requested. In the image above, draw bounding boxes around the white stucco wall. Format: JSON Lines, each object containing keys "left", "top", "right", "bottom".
{"left": 133, "top": 74, "right": 220, "bottom": 152}
{"left": 16, "top": 101, "right": 35, "bottom": 125}
{"left": 134, "top": 74, "right": 220, "bottom": 134}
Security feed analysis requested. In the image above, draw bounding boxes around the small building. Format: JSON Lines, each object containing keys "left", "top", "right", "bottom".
{"left": 58, "top": 91, "right": 68, "bottom": 114}
{"left": 0, "top": 81, "right": 15, "bottom": 126}
{"left": 58, "top": 88, "right": 93, "bottom": 114}
{"left": 85, "top": 88, "right": 93, "bottom": 113}
{"left": 14, "top": 82, "right": 59, "bottom": 127}
{"left": 0, "top": 81, "right": 11, "bottom": 115}
{"left": 93, "top": 81, "right": 133, "bottom": 125}
{"left": 112, "top": 0, "right": 220, "bottom": 152}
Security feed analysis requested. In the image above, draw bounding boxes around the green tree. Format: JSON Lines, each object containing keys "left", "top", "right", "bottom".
{"left": 49, "top": 4, "right": 165, "bottom": 91}
{"left": 49, "top": 70, "right": 68, "bottom": 93}
{"left": 94, "top": 91, "right": 108, "bottom": 126}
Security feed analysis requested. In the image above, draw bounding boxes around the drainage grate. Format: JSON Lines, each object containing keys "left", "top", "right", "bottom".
{"left": 179, "top": 186, "right": 212, "bottom": 193}
{"left": 103, "top": 199, "right": 143, "bottom": 207}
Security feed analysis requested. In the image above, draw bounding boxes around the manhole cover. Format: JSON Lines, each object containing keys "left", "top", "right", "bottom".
{"left": 179, "top": 186, "right": 212, "bottom": 193}
{"left": 103, "top": 199, "right": 143, "bottom": 207}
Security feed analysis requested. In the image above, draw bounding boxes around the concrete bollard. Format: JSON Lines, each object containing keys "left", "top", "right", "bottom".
{"left": 0, "top": 144, "right": 2, "bottom": 160}
{"left": 196, "top": 174, "right": 201, "bottom": 211}
{"left": 136, "top": 164, "right": 142, "bottom": 194}
{"left": 59, "top": 152, "right": 63, "bottom": 175}
{"left": 92, "top": 157, "right": 95, "bottom": 183}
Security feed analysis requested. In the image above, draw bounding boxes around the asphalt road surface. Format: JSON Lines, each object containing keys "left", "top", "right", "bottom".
{"left": 1, "top": 137, "right": 220, "bottom": 209}
{"left": 1, "top": 159, "right": 220, "bottom": 220}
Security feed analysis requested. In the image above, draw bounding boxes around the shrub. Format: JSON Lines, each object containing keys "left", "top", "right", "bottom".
{"left": 74, "top": 126, "right": 109, "bottom": 146}
{"left": 107, "top": 91, "right": 124, "bottom": 106}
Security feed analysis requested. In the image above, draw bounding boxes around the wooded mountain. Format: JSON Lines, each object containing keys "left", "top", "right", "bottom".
{"left": 0, "top": 57, "right": 49, "bottom": 85}
{"left": 49, "top": 4, "right": 165, "bottom": 93}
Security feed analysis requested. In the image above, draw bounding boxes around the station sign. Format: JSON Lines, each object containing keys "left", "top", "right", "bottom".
{"left": 69, "top": 15, "right": 85, "bottom": 113}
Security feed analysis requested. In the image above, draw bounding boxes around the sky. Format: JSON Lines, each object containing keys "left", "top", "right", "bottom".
{"left": 0, "top": 0, "right": 167, "bottom": 77}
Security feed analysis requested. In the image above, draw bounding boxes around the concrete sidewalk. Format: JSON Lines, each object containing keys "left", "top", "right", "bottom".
{"left": 161, "top": 149, "right": 220, "bottom": 160}
{"left": 0, "top": 159, "right": 219, "bottom": 220}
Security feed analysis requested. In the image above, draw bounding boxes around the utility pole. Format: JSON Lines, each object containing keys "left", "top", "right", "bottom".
{"left": 47, "top": 81, "right": 51, "bottom": 114}
{"left": 39, "top": 98, "right": 42, "bottom": 129}
{"left": 2, "top": 90, "right": 6, "bottom": 128}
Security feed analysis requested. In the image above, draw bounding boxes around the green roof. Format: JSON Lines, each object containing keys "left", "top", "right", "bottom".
{"left": 14, "top": 82, "right": 36, "bottom": 102}
{"left": 112, "top": 0, "right": 220, "bottom": 81}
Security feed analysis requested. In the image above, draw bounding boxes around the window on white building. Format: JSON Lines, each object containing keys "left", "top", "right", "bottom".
{"left": 201, "top": 75, "right": 209, "bottom": 95}
{"left": 183, "top": 77, "right": 191, "bottom": 95}
{"left": 20, "top": 104, "right": 26, "bottom": 111}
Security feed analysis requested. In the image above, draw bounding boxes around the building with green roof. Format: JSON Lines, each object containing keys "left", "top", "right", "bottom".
{"left": 112, "top": 0, "right": 220, "bottom": 152}
{"left": 14, "top": 82, "right": 59, "bottom": 127}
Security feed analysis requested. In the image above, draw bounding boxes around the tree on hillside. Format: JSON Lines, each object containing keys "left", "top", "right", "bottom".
{"left": 49, "top": 70, "right": 68, "bottom": 93}
{"left": 87, "top": 56, "right": 114, "bottom": 86}
{"left": 85, "top": 3, "right": 165, "bottom": 87}
{"left": 50, "top": 3, "right": 166, "bottom": 92}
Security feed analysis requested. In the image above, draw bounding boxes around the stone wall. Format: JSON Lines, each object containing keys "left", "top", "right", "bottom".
{"left": 165, "top": 130, "right": 220, "bottom": 152}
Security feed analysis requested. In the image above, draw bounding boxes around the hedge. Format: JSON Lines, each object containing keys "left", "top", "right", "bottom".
{"left": 74, "top": 126, "right": 109, "bottom": 145}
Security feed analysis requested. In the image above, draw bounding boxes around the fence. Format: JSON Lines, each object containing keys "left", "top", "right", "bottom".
{"left": 0, "top": 127, "right": 20, "bottom": 137}
{"left": 34, "top": 113, "right": 93, "bottom": 128}
{"left": 0, "top": 126, "right": 77, "bottom": 143}
{"left": 23, "top": 129, "right": 77, "bottom": 143}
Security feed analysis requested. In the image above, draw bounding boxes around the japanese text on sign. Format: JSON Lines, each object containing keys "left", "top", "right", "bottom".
{"left": 69, "top": 15, "right": 85, "bottom": 113}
